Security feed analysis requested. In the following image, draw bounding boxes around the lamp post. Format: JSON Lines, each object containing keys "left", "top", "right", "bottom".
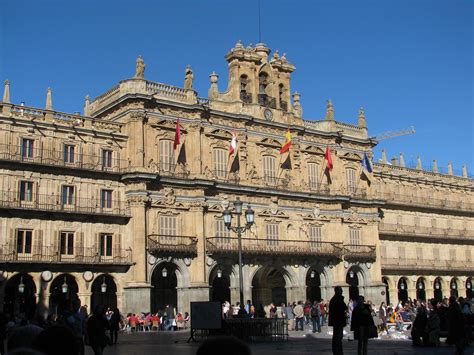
{"left": 223, "top": 197, "right": 254, "bottom": 314}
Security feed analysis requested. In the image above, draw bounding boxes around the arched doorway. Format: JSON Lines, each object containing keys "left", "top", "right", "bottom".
{"left": 3, "top": 273, "right": 36, "bottom": 319}
{"left": 252, "top": 267, "right": 287, "bottom": 307}
{"left": 466, "top": 278, "right": 473, "bottom": 300}
{"left": 49, "top": 274, "right": 79, "bottom": 316}
{"left": 397, "top": 278, "right": 408, "bottom": 303}
{"left": 306, "top": 269, "right": 321, "bottom": 302}
{"left": 91, "top": 274, "right": 117, "bottom": 311}
{"left": 151, "top": 262, "right": 178, "bottom": 313}
{"left": 433, "top": 277, "right": 443, "bottom": 301}
{"left": 416, "top": 278, "right": 426, "bottom": 301}
{"left": 209, "top": 266, "right": 230, "bottom": 304}
{"left": 450, "top": 278, "right": 458, "bottom": 298}
{"left": 346, "top": 268, "right": 359, "bottom": 301}
{"left": 382, "top": 277, "right": 390, "bottom": 305}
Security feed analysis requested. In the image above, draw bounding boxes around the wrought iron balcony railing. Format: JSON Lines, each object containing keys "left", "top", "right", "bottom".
{"left": 376, "top": 191, "right": 473, "bottom": 212}
{"left": 381, "top": 257, "right": 474, "bottom": 272}
{"left": 379, "top": 223, "right": 474, "bottom": 240}
{"left": 147, "top": 234, "right": 198, "bottom": 257}
{"left": 0, "top": 245, "right": 132, "bottom": 264}
{"left": 343, "top": 244, "right": 377, "bottom": 262}
{"left": 155, "top": 162, "right": 190, "bottom": 178}
{"left": 0, "top": 190, "right": 130, "bottom": 217}
{"left": 240, "top": 91, "right": 252, "bottom": 104}
{"left": 0, "top": 143, "right": 128, "bottom": 173}
{"left": 263, "top": 175, "right": 290, "bottom": 188}
{"left": 206, "top": 237, "right": 343, "bottom": 258}
{"left": 258, "top": 94, "right": 276, "bottom": 109}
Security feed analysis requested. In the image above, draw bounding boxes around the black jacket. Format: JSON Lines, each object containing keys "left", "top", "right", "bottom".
{"left": 328, "top": 294, "right": 348, "bottom": 327}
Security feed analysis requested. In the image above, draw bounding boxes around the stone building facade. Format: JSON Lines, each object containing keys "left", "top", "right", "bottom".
{"left": 0, "top": 42, "right": 472, "bottom": 317}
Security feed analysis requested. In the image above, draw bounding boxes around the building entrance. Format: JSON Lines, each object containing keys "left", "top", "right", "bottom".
{"left": 3, "top": 273, "right": 36, "bottom": 319}
{"left": 151, "top": 263, "right": 177, "bottom": 313}
{"left": 252, "top": 267, "right": 287, "bottom": 307}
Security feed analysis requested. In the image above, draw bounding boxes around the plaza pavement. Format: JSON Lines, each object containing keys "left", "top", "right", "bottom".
{"left": 85, "top": 326, "right": 474, "bottom": 355}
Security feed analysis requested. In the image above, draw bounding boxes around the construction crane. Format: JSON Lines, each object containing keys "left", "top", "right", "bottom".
{"left": 372, "top": 126, "right": 416, "bottom": 141}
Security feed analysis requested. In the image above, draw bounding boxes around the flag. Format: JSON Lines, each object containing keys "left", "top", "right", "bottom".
{"left": 229, "top": 129, "right": 237, "bottom": 155}
{"left": 361, "top": 153, "right": 373, "bottom": 173}
{"left": 173, "top": 118, "right": 181, "bottom": 150}
{"left": 324, "top": 146, "right": 333, "bottom": 171}
{"left": 279, "top": 129, "right": 292, "bottom": 154}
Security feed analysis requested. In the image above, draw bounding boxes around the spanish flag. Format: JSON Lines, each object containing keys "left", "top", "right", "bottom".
{"left": 280, "top": 129, "right": 292, "bottom": 154}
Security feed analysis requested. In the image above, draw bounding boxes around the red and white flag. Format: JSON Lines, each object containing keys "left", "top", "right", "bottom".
{"left": 325, "top": 146, "right": 333, "bottom": 171}
{"left": 173, "top": 118, "right": 181, "bottom": 150}
{"left": 229, "top": 129, "right": 237, "bottom": 155}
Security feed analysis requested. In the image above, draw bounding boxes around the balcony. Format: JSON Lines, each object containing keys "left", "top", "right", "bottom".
{"left": 0, "top": 143, "right": 128, "bottom": 174}
{"left": 0, "top": 245, "right": 132, "bottom": 265}
{"left": 258, "top": 94, "right": 276, "bottom": 109}
{"left": 263, "top": 175, "right": 290, "bottom": 188}
{"left": 343, "top": 244, "right": 377, "bottom": 262}
{"left": 240, "top": 91, "right": 252, "bottom": 104}
{"left": 379, "top": 223, "right": 474, "bottom": 241}
{"left": 376, "top": 191, "right": 473, "bottom": 212}
{"left": 147, "top": 234, "right": 198, "bottom": 258}
{"left": 156, "top": 163, "right": 190, "bottom": 178}
{"left": 381, "top": 257, "right": 474, "bottom": 272}
{"left": 307, "top": 181, "right": 331, "bottom": 195}
{"left": 206, "top": 237, "right": 343, "bottom": 259}
{"left": 0, "top": 190, "right": 130, "bottom": 217}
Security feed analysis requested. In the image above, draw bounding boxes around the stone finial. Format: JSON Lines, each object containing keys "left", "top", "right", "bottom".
{"left": 292, "top": 91, "right": 302, "bottom": 117}
{"left": 235, "top": 40, "right": 244, "bottom": 49}
{"left": 391, "top": 157, "right": 398, "bottom": 166}
{"left": 208, "top": 71, "right": 219, "bottom": 99}
{"left": 358, "top": 107, "right": 366, "bottom": 128}
{"left": 2, "top": 79, "right": 10, "bottom": 103}
{"left": 399, "top": 152, "right": 405, "bottom": 167}
{"left": 184, "top": 65, "right": 194, "bottom": 90}
{"left": 272, "top": 50, "right": 280, "bottom": 60}
{"left": 462, "top": 164, "right": 468, "bottom": 178}
{"left": 381, "top": 149, "right": 387, "bottom": 163}
{"left": 433, "top": 160, "right": 438, "bottom": 173}
{"left": 325, "top": 99, "right": 334, "bottom": 120}
{"left": 448, "top": 161, "right": 453, "bottom": 175}
{"left": 135, "top": 55, "right": 146, "bottom": 79}
{"left": 84, "top": 95, "right": 90, "bottom": 116}
{"left": 46, "top": 87, "right": 53, "bottom": 110}
{"left": 281, "top": 53, "right": 287, "bottom": 62}
{"left": 416, "top": 156, "right": 422, "bottom": 170}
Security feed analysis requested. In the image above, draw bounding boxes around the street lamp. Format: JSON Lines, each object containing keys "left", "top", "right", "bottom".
{"left": 349, "top": 270, "right": 354, "bottom": 279}
{"left": 310, "top": 270, "right": 316, "bottom": 279}
{"left": 223, "top": 197, "right": 255, "bottom": 314}
{"left": 418, "top": 283, "right": 423, "bottom": 290}
{"left": 467, "top": 281, "right": 472, "bottom": 289}
{"left": 217, "top": 268, "right": 222, "bottom": 279}
{"left": 61, "top": 276, "right": 68, "bottom": 294}
{"left": 162, "top": 267, "right": 168, "bottom": 278}
{"left": 18, "top": 276, "right": 25, "bottom": 294}
{"left": 101, "top": 277, "right": 107, "bottom": 293}
{"left": 400, "top": 282, "right": 405, "bottom": 290}
{"left": 435, "top": 282, "right": 440, "bottom": 290}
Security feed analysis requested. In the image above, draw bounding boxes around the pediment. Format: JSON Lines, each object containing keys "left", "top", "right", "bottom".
{"left": 302, "top": 145, "right": 325, "bottom": 155}
{"left": 205, "top": 128, "right": 233, "bottom": 140}
{"left": 342, "top": 152, "right": 363, "bottom": 161}
{"left": 257, "top": 137, "right": 282, "bottom": 148}
{"left": 151, "top": 119, "right": 187, "bottom": 133}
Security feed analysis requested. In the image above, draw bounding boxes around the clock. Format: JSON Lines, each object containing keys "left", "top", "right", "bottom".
{"left": 41, "top": 270, "right": 53, "bottom": 282}
{"left": 264, "top": 108, "right": 273, "bottom": 121}
{"left": 83, "top": 271, "right": 94, "bottom": 282}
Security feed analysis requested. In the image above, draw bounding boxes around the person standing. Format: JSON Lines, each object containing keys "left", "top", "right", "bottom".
{"left": 109, "top": 308, "right": 121, "bottom": 344}
{"left": 311, "top": 301, "right": 321, "bottom": 333}
{"left": 86, "top": 305, "right": 110, "bottom": 355}
{"left": 351, "top": 296, "right": 375, "bottom": 355}
{"left": 293, "top": 301, "right": 304, "bottom": 331}
{"left": 328, "top": 286, "right": 348, "bottom": 355}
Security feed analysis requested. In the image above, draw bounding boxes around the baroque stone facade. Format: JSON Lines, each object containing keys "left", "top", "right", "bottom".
{"left": 0, "top": 42, "right": 472, "bottom": 318}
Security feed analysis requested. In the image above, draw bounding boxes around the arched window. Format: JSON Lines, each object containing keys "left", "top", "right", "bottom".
{"left": 213, "top": 148, "right": 228, "bottom": 179}
{"left": 240, "top": 75, "right": 251, "bottom": 103}
{"left": 279, "top": 84, "right": 287, "bottom": 111}
{"left": 258, "top": 72, "right": 268, "bottom": 95}
{"left": 159, "top": 139, "right": 175, "bottom": 172}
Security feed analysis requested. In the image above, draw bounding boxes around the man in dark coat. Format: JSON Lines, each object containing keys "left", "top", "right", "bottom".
{"left": 328, "top": 286, "right": 348, "bottom": 355}
{"left": 350, "top": 296, "right": 375, "bottom": 355}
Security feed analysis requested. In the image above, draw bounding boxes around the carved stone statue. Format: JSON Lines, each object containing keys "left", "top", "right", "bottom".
{"left": 135, "top": 55, "right": 146, "bottom": 79}
{"left": 184, "top": 65, "right": 194, "bottom": 90}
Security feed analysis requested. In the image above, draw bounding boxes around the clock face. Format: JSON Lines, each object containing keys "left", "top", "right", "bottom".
{"left": 41, "top": 270, "right": 53, "bottom": 282}
{"left": 264, "top": 109, "right": 273, "bottom": 121}
{"left": 83, "top": 271, "right": 94, "bottom": 282}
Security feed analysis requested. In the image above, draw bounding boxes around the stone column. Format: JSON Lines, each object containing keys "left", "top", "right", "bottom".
{"left": 126, "top": 112, "right": 146, "bottom": 168}
{"left": 78, "top": 291, "right": 92, "bottom": 309}
{"left": 123, "top": 194, "right": 152, "bottom": 314}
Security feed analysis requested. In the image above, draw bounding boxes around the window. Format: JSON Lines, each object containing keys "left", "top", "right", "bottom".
{"left": 240, "top": 75, "right": 251, "bottom": 103}
{"left": 349, "top": 228, "right": 361, "bottom": 246}
{"left": 160, "top": 215, "right": 177, "bottom": 241}
{"left": 21, "top": 138, "right": 34, "bottom": 160}
{"left": 266, "top": 223, "right": 279, "bottom": 247}
{"left": 159, "top": 140, "right": 175, "bottom": 172}
{"left": 101, "top": 189, "right": 113, "bottom": 209}
{"left": 19, "top": 181, "right": 33, "bottom": 202}
{"left": 416, "top": 247, "right": 423, "bottom": 261}
{"left": 60, "top": 232, "right": 74, "bottom": 255}
{"left": 308, "top": 163, "right": 319, "bottom": 189}
{"left": 309, "top": 225, "right": 322, "bottom": 249}
{"left": 100, "top": 233, "right": 113, "bottom": 257}
{"left": 398, "top": 246, "right": 406, "bottom": 260}
{"left": 263, "top": 156, "right": 276, "bottom": 184}
{"left": 449, "top": 249, "right": 456, "bottom": 261}
{"left": 216, "top": 219, "right": 230, "bottom": 244}
{"left": 61, "top": 185, "right": 75, "bottom": 205}
{"left": 213, "top": 148, "right": 227, "bottom": 178}
{"left": 17, "top": 230, "right": 32, "bottom": 254}
{"left": 102, "top": 149, "right": 113, "bottom": 169}
{"left": 279, "top": 84, "right": 287, "bottom": 111}
{"left": 346, "top": 168, "right": 356, "bottom": 193}
{"left": 64, "top": 145, "right": 75, "bottom": 164}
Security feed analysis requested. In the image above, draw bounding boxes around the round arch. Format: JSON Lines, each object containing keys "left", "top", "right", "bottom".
{"left": 3, "top": 273, "right": 37, "bottom": 319}
{"left": 49, "top": 274, "right": 79, "bottom": 316}
{"left": 150, "top": 262, "right": 178, "bottom": 313}
{"left": 381, "top": 276, "right": 391, "bottom": 305}
{"left": 209, "top": 265, "right": 231, "bottom": 305}
{"left": 346, "top": 265, "right": 367, "bottom": 301}
{"left": 433, "top": 277, "right": 443, "bottom": 301}
{"left": 251, "top": 266, "right": 290, "bottom": 307}
{"left": 450, "top": 277, "right": 459, "bottom": 298}
{"left": 91, "top": 274, "right": 117, "bottom": 311}
{"left": 416, "top": 277, "right": 427, "bottom": 301}
{"left": 466, "top": 278, "right": 473, "bottom": 299}
{"left": 306, "top": 268, "right": 321, "bottom": 302}
{"left": 397, "top": 277, "right": 409, "bottom": 303}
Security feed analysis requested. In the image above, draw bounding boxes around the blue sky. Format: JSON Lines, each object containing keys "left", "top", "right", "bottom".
{"left": 1, "top": 0, "right": 472, "bottom": 175}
